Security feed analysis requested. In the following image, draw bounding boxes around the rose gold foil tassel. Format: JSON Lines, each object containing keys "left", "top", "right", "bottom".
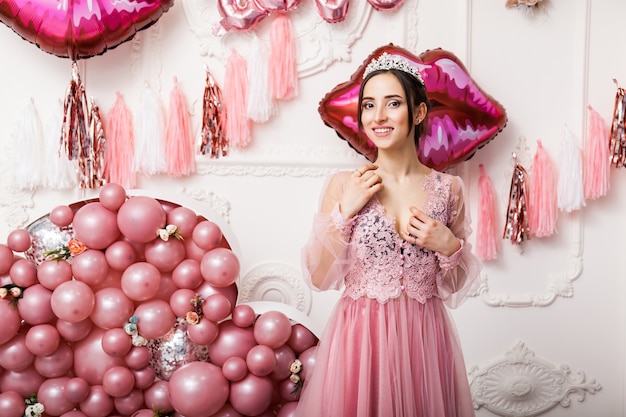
{"left": 503, "top": 153, "right": 530, "bottom": 245}
{"left": 61, "top": 61, "right": 89, "bottom": 162}
{"left": 80, "top": 98, "right": 105, "bottom": 189}
{"left": 609, "top": 79, "right": 626, "bottom": 168}
{"left": 200, "top": 67, "right": 227, "bottom": 158}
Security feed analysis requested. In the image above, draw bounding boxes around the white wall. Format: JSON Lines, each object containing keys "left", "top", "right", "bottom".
{"left": 0, "top": 0, "right": 624, "bottom": 416}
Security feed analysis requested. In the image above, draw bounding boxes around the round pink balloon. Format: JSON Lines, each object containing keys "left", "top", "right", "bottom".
{"left": 50, "top": 205, "right": 75, "bottom": 227}
{"left": 195, "top": 281, "right": 238, "bottom": 308}
{"left": 64, "top": 377, "right": 90, "bottom": 403}
{"left": 121, "top": 262, "right": 161, "bottom": 301}
{"left": 56, "top": 318, "right": 93, "bottom": 342}
{"left": 229, "top": 374, "right": 273, "bottom": 416}
{"left": 34, "top": 342, "right": 74, "bottom": 378}
{"left": 37, "top": 259, "right": 72, "bottom": 290}
{"left": 9, "top": 258, "right": 37, "bottom": 287}
{"left": 222, "top": 356, "right": 248, "bottom": 382}
{"left": 131, "top": 365, "right": 156, "bottom": 390}
{"left": 0, "top": 333, "right": 34, "bottom": 371}
{"left": 17, "top": 283, "right": 55, "bottom": 325}
{"left": 99, "top": 183, "right": 127, "bottom": 211}
{"left": 202, "top": 293, "right": 232, "bottom": 322}
{"left": 105, "top": 240, "right": 138, "bottom": 271}
{"left": 91, "top": 287, "right": 134, "bottom": 330}
{"left": 298, "top": 346, "right": 317, "bottom": 381}
{"left": 200, "top": 247, "right": 240, "bottom": 288}
{"left": 277, "top": 401, "right": 299, "bottom": 417}
{"left": 0, "top": 299, "right": 22, "bottom": 344}
{"left": 186, "top": 316, "right": 219, "bottom": 346}
{"left": 72, "top": 249, "right": 110, "bottom": 287}
{"left": 232, "top": 304, "right": 256, "bottom": 328}
{"left": 0, "top": 391, "right": 26, "bottom": 417}
{"left": 134, "top": 299, "right": 176, "bottom": 339}
{"left": 0, "top": 365, "right": 46, "bottom": 397}
{"left": 6, "top": 229, "right": 31, "bottom": 252}
{"left": 117, "top": 196, "right": 166, "bottom": 243}
{"left": 271, "top": 344, "right": 296, "bottom": 381}
{"left": 184, "top": 238, "right": 207, "bottom": 262}
{"left": 155, "top": 273, "right": 178, "bottom": 302}
{"left": 216, "top": 0, "right": 268, "bottom": 32}
{"left": 207, "top": 321, "right": 257, "bottom": 367}
{"left": 25, "top": 323, "right": 61, "bottom": 356}
{"left": 124, "top": 346, "right": 151, "bottom": 370}
{"left": 143, "top": 380, "right": 173, "bottom": 413}
{"left": 102, "top": 328, "right": 133, "bottom": 358}
{"left": 144, "top": 238, "right": 186, "bottom": 272}
{"left": 79, "top": 385, "right": 115, "bottom": 417}
{"left": 192, "top": 220, "right": 223, "bottom": 251}
{"left": 168, "top": 288, "right": 197, "bottom": 317}
{"left": 72, "top": 202, "right": 120, "bottom": 249}
{"left": 171, "top": 258, "right": 203, "bottom": 289}
{"left": 51, "top": 280, "right": 95, "bottom": 323}
{"left": 167, "top": 207, "right": 198, "bottom": 238}
{"left": 103, "top": 366, "right": 135, "bottom": 397}
{"left": 168, "top": 362, "right": 229, "bottom": 417}
{"left": 246, "top": 344, "right": 277, "bottom": 377}
{"left": 254, "top": 311, "right": 292, "bottom": 349}
{"left": 38, "top": 377, "right": 76, "bottom": 416}
{"left": 0, "top": 244, "right": 14, "bottom": 274}
{"left": 113, "top": 388, "right": 144, "bottom": 415}
{"left": 287, "top": 323, "right": 318, "bottom": 354}
{"left": 277, "top": 378, "right": 301, "bottom": 403}
{"left": 73, "top": 328, "right": 126, "bottom": 385}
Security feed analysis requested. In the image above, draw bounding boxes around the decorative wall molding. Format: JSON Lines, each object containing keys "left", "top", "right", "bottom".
{"left": 238, "top": 262, "right": 312, "bottom": 314}
{"left": 181, "top": 0, "right": 372, "bottom": 78}
{"left": 469, "top": 341, "right": 602, "bottom": 416}
{"left": 182, "top": 186, "right": 232, "bottom": 223}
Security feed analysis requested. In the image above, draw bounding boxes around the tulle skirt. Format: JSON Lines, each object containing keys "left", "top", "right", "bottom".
{"left": 294, "top": 295, "right": 475, "bottom": 417}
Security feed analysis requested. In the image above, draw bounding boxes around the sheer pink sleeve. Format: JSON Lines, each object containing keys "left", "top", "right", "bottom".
{"left": 301, "top": 172, "right": 355, "bottom": 291}
{"left": 436, "top": 176, "right": 482, "bottom": 308}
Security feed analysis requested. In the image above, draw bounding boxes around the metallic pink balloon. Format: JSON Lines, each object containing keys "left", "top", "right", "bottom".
{"left": 34, "top": 342, "right": 74, "bottom": 378}
{"left": 0, "top": 244, "right": 14, "bottom": 274}
{"left": 117, "top": 196, "right": 166, "bottom": 243}
{"left": 98, "top": 183, "right": 127, "bottom": 211}
{"left": 101, "top": 328, "right": 133, "bottom": 358}
{"left": 91, "top": 287, "right": 134, "bottom": 330}
{"left": 202, "top": 293, "right": 233, "bottom": 322}
{"left": 9, "top": 258, "right": 37, "bottom": 287}
{"left": 0, "top": 365, "right": 46, "bottom": 397}
{"left": 72, "top": 202, "right": 121, "bottom": 250}
{"left": 72, "top": 249, "right": 110, "bottom": 287}
{"left": 186, "top": 316, "right": 219, "bottom": 346}
{"left": 253, "top": 0, "right": 300, "bottom": 12}
{"left": 222, "top": 356, "right": 248, "bottom": 382}
{"left": 79, "top": 385, "right": 115, "bottom": 417}
{"left": 253, "top": 311, "right": 292, "bottom": 349}
{"left": 37, "top": 259, "right": 72, "bottom": 290}
{"left": 0, "top": 334, "right": 34, "bottom": 372}
{"left": 229, "top": 374, "right": 273, "bottom": 416}
{"left": 144, "top": 238, "right": 186, "bottom": 273}
{"left": 105, "top": 240, "right": 138, "bottom": 271}
{"left": 166, "top": 206, "right": 198, "bottom": 239}
{"left": 0, "top": 299, "right": 21, "bottom": 344}
{"left": 135, "top": 299, "right": 176, "bottom": 340}
{"left": 25, "top": 323, "right": 61, "bottom": 356}
{"left": 6, "top": 228, "right": 31, "bottom": 252}
{"left": 207, "top": 321, "right": 257, "bottom": 367}
{"left": 168, "top": 362, "right": 229, "bottom": 417}
{"left": 64, "top": 377, "right": 91, "bottom": 403}
{"left": 367, "top": 0, "right": 403, "bottom": 10}
{"left": 37, "top": 377, "right": 76, "bottom": 416}
{"left": 17, "top": 283, "right": 55, "bottom": 325}
{"left": 51, "top": 280, "right": 96, "bottom": 323}
{"left": 49, "top": 205, "right": 75, "bottom": 227}
{"left": 215, "top": 0, "right": 268, "bottom": 33}
{"left": 0, "top": 0, "right": 174, "bottom": 59}
{"left": 314, "top": 0, "right": 349, "bottom": 23}
{"left": 143, "top": 380, "right": 173, "bottom": 413}
{"left": 246, "top": 344, "right": 277, "bottom": 377}
{"left": 200, "top": 247, "right": 240, "bottom": 288}
{"left": 124, "top": 346, "right": 151, "bottom": 370}
{"left": 102, "top": 365, "right": 135, "bottom": 397}
{"left": 113, "top": 388, "right": 144, "bottom": 415}
{"left": 171, "top": 259, "right": 203, "bottom": 290}
{"left": 287, "top": 323, "right": 318, "bottom": 354}
{"left": 0, "top": 391, "right": 26, "bottom": 417}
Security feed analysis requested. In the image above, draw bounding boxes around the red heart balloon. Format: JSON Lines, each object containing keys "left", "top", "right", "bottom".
{"left": 0, "top": 0, "right": 174, "bottom": 59}
{"left": 318, "top": 44, "right": 508, "bottom": 171}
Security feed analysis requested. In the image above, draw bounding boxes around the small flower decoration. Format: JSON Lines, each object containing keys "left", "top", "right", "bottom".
{"left": 1, "top": 284, "right": 25, "bottom": 307}
{"left": 289, "top": 359, "right": 303, "bottom": 393}
{"left": 24, "top": 394, "right": 44, "bottom": 417}
{"left": 123, "top": 315, "right": 147, "bottom": 347}
{"left": 157, "top": 224, "right": 183, "bottom": 241}
{"left": 505, "top": 0, "right": 546, "bottom": 14}
{"left": 186, "top": 294, "right": 205, "bottom": 325}
{"left": 43, "top": 238, "right": 87, "bottom": 261}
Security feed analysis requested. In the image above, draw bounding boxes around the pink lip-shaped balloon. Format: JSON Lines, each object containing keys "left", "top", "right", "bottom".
{"left": 0, "top": 0, "right": 174, "bottom": 59}
{"left": 318, "top": 44, "right": 508, "bottom": 172}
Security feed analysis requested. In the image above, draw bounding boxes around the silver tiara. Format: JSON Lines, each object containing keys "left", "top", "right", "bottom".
{"left": 363, "top": 52, "right": 424, "bottom": 84}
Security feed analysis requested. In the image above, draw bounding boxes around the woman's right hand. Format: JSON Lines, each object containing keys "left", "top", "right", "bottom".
{"left": 338, "top": 164, "right": 382, "bottom": 219}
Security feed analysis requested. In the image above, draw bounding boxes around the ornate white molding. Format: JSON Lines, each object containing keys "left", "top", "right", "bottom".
{"left": 180, "top": 0, "right": 372, "bottom": 78}
{"left": 182, "top": 186, "right": 232, "bottom": 223}
{"left": 469, "top": 341, "right": 602, "bottom": 416}
{"left": 238, "top": 262, "right": 312, "bottom": 314}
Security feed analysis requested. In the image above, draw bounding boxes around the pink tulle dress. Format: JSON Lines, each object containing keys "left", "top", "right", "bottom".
{"left": 295, "top": 170, "right": 481, "bottom": 417}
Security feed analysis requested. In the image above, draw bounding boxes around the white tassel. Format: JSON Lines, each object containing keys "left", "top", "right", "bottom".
{"left": 12, "top": 98, "right": 44, "bottom": 190}
{"left": 133, "top": 83, "right": 166, "bottom": 176}
{"left": 44, "top": 99, "right": 78, "bottom": 189}
{"left": 557, "top": 125, "right": 586, "bottom": 212}
{"left": 247, "top": 35, "right": 276, "bottom": 123}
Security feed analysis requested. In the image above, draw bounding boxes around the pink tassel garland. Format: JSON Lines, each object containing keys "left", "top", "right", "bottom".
{"left": 105, "top": 92, "right": 136, "bottom": 189}
{"left": 223, "top": 49, "right": 251, "bottom": 148}
{"left": 528, "top": 140, "right": 558, "bottom": 237}
{"left": 269, "top": 13, "right": 298, "bottom": 101}
{"left": 476, "top": 164, "right": 498, "bottom": 261}
{"left": 61, "top": 61, "right": 89, "bottom": 162}
{"left": 584, "top": 104, "right": 610, "bottom": 199}
{"left": 12, "top": 98, "right": 44, "bottom": 190}
{"left": 503, "top": 154, "right": 530, "bottom": 245}
{"left": 81, "top": 98, "right": 106, "bottom": 189}
{"left": 165, "top": 77, "right": 195, "bottom": 177}
{"left": 557, "top": 125, "right": 586, "bottom": 212}
{"left": 200, "top": 68, "right": 227, "bottom": 158}
{"left": 609, "top": 79, "right": 626, "bottom": 168}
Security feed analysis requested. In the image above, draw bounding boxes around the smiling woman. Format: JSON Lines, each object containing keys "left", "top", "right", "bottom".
{"left": 318, "top": 44, "right": 508, "bottom": 172}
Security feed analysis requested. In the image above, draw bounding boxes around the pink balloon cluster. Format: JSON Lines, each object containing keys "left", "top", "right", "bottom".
{"left": 0, "top": 183, "right": 318, "bottom": 417}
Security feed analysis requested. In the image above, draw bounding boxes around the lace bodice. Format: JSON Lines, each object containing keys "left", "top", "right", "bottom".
{"left": 334, "top": 171, "right": 460, "bottom": 303}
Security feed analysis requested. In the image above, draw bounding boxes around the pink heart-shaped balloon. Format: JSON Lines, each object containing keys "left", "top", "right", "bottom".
{"left": 318, "top": 44, "right": 508, "bottom": 172}
{"left": 0, "top": 0, "right": 174, "bottom": 59}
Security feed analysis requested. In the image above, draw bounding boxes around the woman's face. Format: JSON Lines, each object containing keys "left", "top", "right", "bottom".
{"left": 360, "top": 72, "right": 417, "bottom": 151}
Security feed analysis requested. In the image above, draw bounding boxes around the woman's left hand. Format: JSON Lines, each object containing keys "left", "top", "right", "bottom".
{"left": 400, "top": 207, "right": 460, "bottom": 256}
